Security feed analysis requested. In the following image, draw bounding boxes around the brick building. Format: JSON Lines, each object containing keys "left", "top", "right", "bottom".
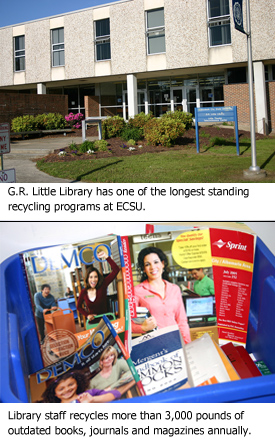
{"left": 0, "top": 0, "right": 274, "bottom": 133}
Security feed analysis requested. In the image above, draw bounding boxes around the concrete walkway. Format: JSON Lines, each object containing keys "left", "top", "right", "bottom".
{"left": 2, "top": 135, "right": 95, "bottom": 183}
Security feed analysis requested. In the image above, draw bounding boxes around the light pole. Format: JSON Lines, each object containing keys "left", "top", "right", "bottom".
{"left": 243, "top": 0, "right": 266, "bottom": 178}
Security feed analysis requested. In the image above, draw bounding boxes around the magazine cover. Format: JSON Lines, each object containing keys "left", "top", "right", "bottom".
{"left": 28, "top": 315, "right": 145, "bottom": 402}
{"left": 130, "top": 325, "right": 188, "bottom": 395}
{"left": 21, "top": 234, "right": 128, "bottom": 366}
{"left": 120, "top": 226, "right": 255, "bottom": 347}
{"left": 120, "top": 229, "right": 217, "bottom": 345}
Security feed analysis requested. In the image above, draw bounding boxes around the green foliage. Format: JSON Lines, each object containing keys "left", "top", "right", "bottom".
{"left": 210, "top": 137, "right": 227, "bottom": 146}
{"left": 11, "top": 113, "right": 66, "bottom": 132}
{"left": 162, "top": 110, "right": 193, "bottom": 130}
{"left": 127, "top": 139, "right": 136, "bottom": 146}
{"left": 94, "top": 139, "right": 108, "bottom": 151}
{"left": 128, "top": 112, "right": 153, "bottom": 136}
{"left": 11, "top": 115, "right": 36, "bottom": 132}
{"left": 121, "top": 126, "right": 143, "bottom": 143}
{"left": 43, "top": 113, "right": 66, "bottom": 129}
{"left": 144, "top": 117, "right": 186, "bottom": 147}
{"left": 102, "top": 116, "right": 125, "bottom": 139}
{"left": 34, "top": 114, "right": 48, "bottom": 130}
{"left": 78, "top": 140, "right": 95, "bottom": 153}
{"left": 69, "top": 142, "right": 79, "bottom": 151}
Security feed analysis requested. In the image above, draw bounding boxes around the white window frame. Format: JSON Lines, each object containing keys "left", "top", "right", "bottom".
{"left": 95, "top": 18, "right": 111, "bottom": 62}
{"left": 14, "top": 35, "right": 25, "bottom": 72}
{"left": 146, "top": 8, "right": 166, "bottom": 55}
{"left": 51, "top": 27, "right": 65, "bottom": 67}
{"left": 207, "top": 0, "right": 231, "bottom": 47}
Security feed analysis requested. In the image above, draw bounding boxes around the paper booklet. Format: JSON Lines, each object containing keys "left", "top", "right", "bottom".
{"left": 28, "top": 315, "right": 145, "bottom": 403}
{"left": 20, "top": 234, "right": 129, "bottom": 367}
{"left": 130, "top": 328, "right": 240, "bottom": 396}
{"left": 120, "top": 225, "right": 255, "bottom": 347}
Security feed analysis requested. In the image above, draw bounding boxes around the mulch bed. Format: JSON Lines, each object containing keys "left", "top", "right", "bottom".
{"left": 15, "top": 125, "right": 271, "bottom": 163}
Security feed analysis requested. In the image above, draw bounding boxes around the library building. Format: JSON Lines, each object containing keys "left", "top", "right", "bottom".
{"left": 0, "top": 0, "right": 274, "bottom": 134}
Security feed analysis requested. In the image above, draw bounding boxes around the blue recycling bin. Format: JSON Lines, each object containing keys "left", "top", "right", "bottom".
{"left": 1, "top": 237, "right": 275, "bottom": 403}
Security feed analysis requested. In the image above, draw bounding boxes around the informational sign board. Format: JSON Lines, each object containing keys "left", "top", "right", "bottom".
{"left": 0, "top": 169, "right": 16, "bottom": 183}
{"left": 0, "top": 123, "right": 10, "bottom": 154}
{"left": 195, "top": 106, "right": 240, "bottom": 155}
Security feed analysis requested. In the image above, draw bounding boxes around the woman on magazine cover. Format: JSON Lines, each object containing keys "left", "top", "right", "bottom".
{"left": 132, "top": 247, "right": 191, "bottom": 344}
{"left": 77, "top": 251, "right": 120, "bottom": 322}
{"left": 40, "top": 370, "right": 121, "bottom": 403}
{"left": 90, "top": 345, "right": 132, "bottom": 390}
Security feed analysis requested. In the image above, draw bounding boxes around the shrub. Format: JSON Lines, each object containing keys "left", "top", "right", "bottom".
{"left": 128, "top": 112, "right": 153, "bottom": 136}
{"left": 11, "top": 113, "right": 66, "bottom": 132}
{"left": 162, "top": 110, "right": 193, "bottom": 130}
{"left": 121, "top": 126, "right": 143, "bottom": 143}
{"left": 79, "top": 140, "right": 95, "bottom": 153}
{"left": 127, "top": 139, "right": 136, "bottom": 146}
{"left": 34, "top": 114, "right": 48, "bottom": 130}
{"left": 43, "top": 113, "right": 66, "bottom": 130}
{"left": 11, "top": 115, "right": 36, "bottom": 132}
{"left": 69, "top": 142, "right": 79, "bottom": 152}
{"left": 102, "top": 116, "right": 125, "bottom": 139}
{"left": 65, "top": 112, "right": 84, "bottom": 129}
{"left": 144, "top": 117, "right": 186, "bottom": 147}
{"left": 94, "top": 140, "right": 108, "bottom": 151}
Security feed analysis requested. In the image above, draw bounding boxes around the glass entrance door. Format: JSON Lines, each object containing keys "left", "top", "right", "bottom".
{"left": 137, "top": 90, "right": 148, "bottom": 114}
{"left": 171, "top": 88, "right": 183, "bottom": 111}
{"left": 186, "top": 88, "right": 197, "bottom": 115}
{"left": 200, "top": 87, "right": 214, "bottom": 107}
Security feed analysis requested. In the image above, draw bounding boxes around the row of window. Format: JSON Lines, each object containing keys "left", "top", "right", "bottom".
{"left": 13, "top": 1, "right": 231, "bottom": 72}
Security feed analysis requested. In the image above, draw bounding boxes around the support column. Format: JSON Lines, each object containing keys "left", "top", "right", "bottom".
{"left": 37, "top": 83, "right": 46, "bottom": 94}
{"left": 127, "top": 74, "right": 138, "bottom": 119}
{"left": 254, "top": 61, "right": 268, "bottom": 135}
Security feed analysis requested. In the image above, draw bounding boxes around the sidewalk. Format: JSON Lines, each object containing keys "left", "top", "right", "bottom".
{"left": 2, "top": 135, "right": 95, "bottom": 183}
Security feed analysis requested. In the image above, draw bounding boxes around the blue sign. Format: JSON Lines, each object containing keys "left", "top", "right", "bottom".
{"left": 232, "top": 0, "right": 246, "bottom": 34}
{"left": 195, "top": 106, "right": 240, "bottom": 155}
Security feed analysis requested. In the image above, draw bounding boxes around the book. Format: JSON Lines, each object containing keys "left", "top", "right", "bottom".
{"left": 130, "top": 329, "right": 239, "bottom": 396}
{"left": 21, "top": 234, "right": 128, "bottom": 367}
{"left": 130, "top": 325, "right": 188, "bottom": 395}
{"left": 221, "top": 342, "right": 258, "bottom": 379}
{"left": 28, "top": 315, "right": 145, "bottom": 403}
{"left": 235, "top": 345, "right": 262, "bottom": 377}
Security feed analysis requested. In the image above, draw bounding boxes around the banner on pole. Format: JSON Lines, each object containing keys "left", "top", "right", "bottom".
{"left": 232, "top": 0, "right": 246, "bottom": 34}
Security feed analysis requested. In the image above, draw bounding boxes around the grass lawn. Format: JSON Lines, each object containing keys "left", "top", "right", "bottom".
{"left": 36, "top": 137, "right": 275, "bottom": 183}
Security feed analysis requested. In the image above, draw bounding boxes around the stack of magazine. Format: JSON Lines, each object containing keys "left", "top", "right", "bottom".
{"left": 21, "top": 223, "right": 264, "bottom": 402}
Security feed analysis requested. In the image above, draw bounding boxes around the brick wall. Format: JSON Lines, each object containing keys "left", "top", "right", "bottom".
{"left": 0, "top": 92, "right": 68, "bottom": 127}
{"left": 266, "top": 82, "right": 275, "bottom": 133}
{"left": 84, "top": 96, "right": 100, "bottom": 117}
{"left": 224, "top": 82, "right": 275, "bottom": 134}
{"left": 223, "top": 83, "right": 255, "bottom": 131}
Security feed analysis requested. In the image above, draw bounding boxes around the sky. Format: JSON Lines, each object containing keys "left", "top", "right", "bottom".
{"left": 0, "top": 0, "right": 120, "bottom": 27}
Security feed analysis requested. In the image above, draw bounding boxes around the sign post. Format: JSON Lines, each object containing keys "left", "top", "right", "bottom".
{"left": 232, "top": 0, "right": 266, "bottom": 178}
{"left": 195, "top": 106, "right": 239, "bottom": 155}
{"left": 0, "top": 123, "right": 16, "bottom": 183}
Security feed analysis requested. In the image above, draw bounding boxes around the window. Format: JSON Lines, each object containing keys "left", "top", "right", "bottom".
{"left": 14, "top": 35, "right": 25, "bottom": 71}
{"left": 228, "top": 67, "right": 247, "bottom": 84}
{"left": 95, "top": 18, "right": 111, "bottom": 61}
{"left": 51, "top": 28, "right": 64, "bottom": 67}
{"left": 208, "top": 0, "right": 231, "bottom": 47}
{"left": 146, "top": 8, "right": 165, "bottom": 55}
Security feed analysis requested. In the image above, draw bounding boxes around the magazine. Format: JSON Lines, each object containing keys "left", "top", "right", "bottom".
{"left": 130, "top": 329, "right": 239, "bottom": 396}
{"left": 21, "top": 234, "right": 128, "bottom": 366}
{"left": 120, "top": 226, "right": 255, "bottom": 347}
{"left": 28, "top": 315, "right": 145, "bottom": 402}
{"left": 119, "top": 229, "right": 217, "bottom": 344}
